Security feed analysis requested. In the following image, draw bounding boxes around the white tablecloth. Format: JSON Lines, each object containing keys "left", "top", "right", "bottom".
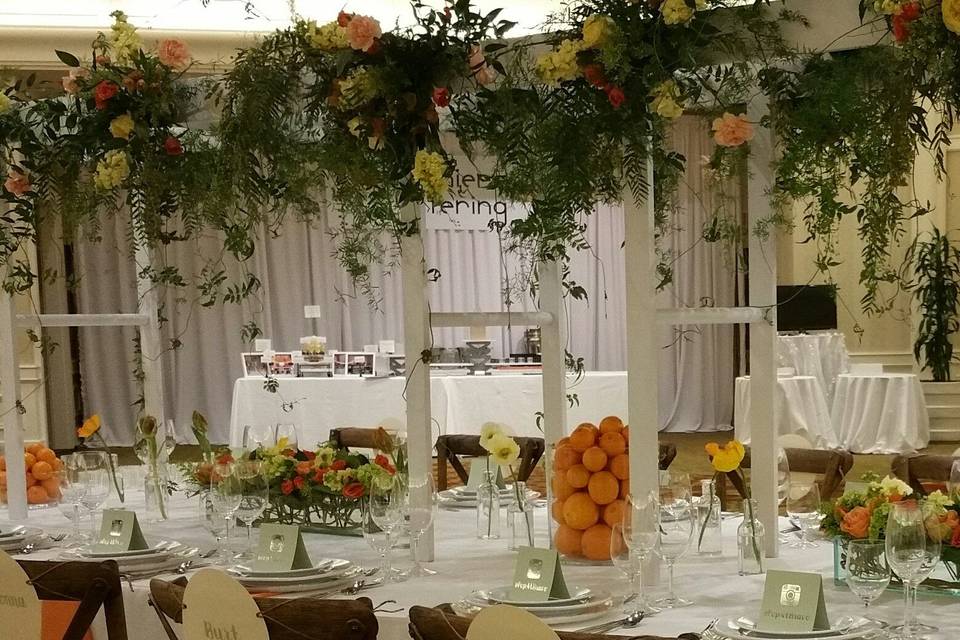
{"left": 229, "top": 372, "right": 632, "bottom": 446}
{"left": 831, "top": 373, "right": 930, "bottom": 454}
{"left": 4, "top": 490, "right": 957, "bottom": 640}
{"left": 777, "top": 333, "right": 850, "bottom": 405}
{"left": 734, "top": 376, "right": 838, "bottom": 448}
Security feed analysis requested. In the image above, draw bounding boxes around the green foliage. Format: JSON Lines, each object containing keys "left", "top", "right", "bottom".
{"left": 912, "top": 228, "right": 960, "bottom": 382}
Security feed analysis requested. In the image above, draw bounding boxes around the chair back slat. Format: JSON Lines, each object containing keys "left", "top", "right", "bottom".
{"left": 329, "top": 427, "right": 385, "bottom": 450}
{"left": 718, "top": 447, "right": 853, "bottom": 509}
{"left": 892, "top": 454, "right": 956, "bottom": 496}
{"left": 434, "top": 435, "right": 545, "bottom": 490}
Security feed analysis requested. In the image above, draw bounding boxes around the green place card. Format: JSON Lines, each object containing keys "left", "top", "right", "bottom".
{"left": 509, "top": 547, "right": 569, "bottom": 602}
{"left": 95, "top": 509, "right": 148, "bottom": 552}
{"left": 467, "top": 457, "right": 506, "bottom": 490}
{"left": 759, "top": 570, "right": 830, "bottom": 632}
{"left": 254, "top": 524, "right": 312, "bottom": 571}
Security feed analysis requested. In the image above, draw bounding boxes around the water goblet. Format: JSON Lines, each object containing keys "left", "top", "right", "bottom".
{"left": 210, "top": 462, "right": 242, "bottom": 562}
{"left": 621, "top": 491, "right": 661, "bottom": 615}
{"left": 786, "top": 482, "right": 821, "bottom": 548}
{"left": 57, "top": 455, "right": 88, "bottom": 546}
{"left": 891, "top": 530, "right": 940, "bottom": 637}
{"left": 845, "top": 539, "right": 890, "bottom": 622}
{"left": 777, "top": 449, "right": 792, "bottom": 542}
{"left": 656, "top": 501, "right": 694, "bottom": 608}
{"left": 199, "top": 492, "right": 228, "bottom": 562}
{"left": 274, "top": 423, "right": 300, "bottom": 450}
{"left": 362, "top": 499, "right": 394, "bottom": 578}
{"left": 369, "top": 476, "right": 405, "bottom": 582}
{"left": 403, "top": 472, "right": 436, "bottom": 577}
{"left": 76, "top": 451, "right": 111, "bottom": 538}
{"left": 610, "top": 522, "right": 643, "bottom": 611}
{"left": 234, "top": 460, "right": 269, "bottom": 559}
{"left": 885, "top": 501, "right": 927, "bottom": 640}
{"left": 242, "top": 424, "right": 275, "bottom": 450}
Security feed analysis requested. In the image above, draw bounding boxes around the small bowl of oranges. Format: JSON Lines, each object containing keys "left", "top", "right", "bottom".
{"left": 551, "top": 416, "right": 629, "bottom": 562}
{"left": 0, "top": 442, "right": 63, "bottom": 508}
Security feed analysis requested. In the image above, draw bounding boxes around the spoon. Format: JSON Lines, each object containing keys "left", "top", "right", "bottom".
{"left": 576, "top": 611, "right": 644, "bottom": 634}
{"left": 176, "top": 560, "right": 194, "bottom": 574}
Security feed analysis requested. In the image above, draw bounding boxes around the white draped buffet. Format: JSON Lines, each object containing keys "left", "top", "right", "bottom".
{"left": 831, "top": 373, "right": 930, "bottom": 454}
{"left": 776, "top": 332, "right": 851, "bottom": 405}
{"left": 5, "top": 490, "right": 958, "bottom": 640}
{"left": 733, "top": 375, "right": 838, "bottom": 449}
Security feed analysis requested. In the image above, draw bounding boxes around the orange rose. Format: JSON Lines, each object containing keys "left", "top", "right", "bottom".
{"left": 346, "top": 15, "right": 381, "bottom": 53}
{"left": 295, "top": 461, "right": 313, "bottom": 476}
{"left": 157, "top": 39, "right": 191, "bottom": 69}
{"left": 712, "top": 112, "right": 754, "bottom": 147}
{"left": 840, "top": 506, "right": 871, "bottom": 539}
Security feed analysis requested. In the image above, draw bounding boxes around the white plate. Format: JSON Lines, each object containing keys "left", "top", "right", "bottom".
{"left": 475, "top": 586, "right": 593, "bottom": 607}
{"left": 0, "top": 527, "right": 25, "bottom": 539}
{"left": 452, "top": 597, "right": 613, "bottom": 626}
{"left": 239, "top": 570, "right": 361, "bottom": 594}
{"left": 80, "top": 545, "right": 165, "bottom": 558}
{"left": 229, "top": 558, "right": 347, "bottom": 578}
{"left": 709, "top": 618, "right": 880, "bottom": 640}
{"left": 236, "top": 564, "right": 359, "bottom": 585}
{"left": 451, "top": 485, "right": 514, "bottom": 496}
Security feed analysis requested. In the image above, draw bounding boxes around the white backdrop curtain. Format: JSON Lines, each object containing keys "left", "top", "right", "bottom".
{"left": 71, "top": 115, "right": 737, "bottom": 445}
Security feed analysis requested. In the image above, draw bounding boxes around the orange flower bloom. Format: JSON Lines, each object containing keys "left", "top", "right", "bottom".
{"left": 77, "top": 414, "right": 101, "bottom": 439}
{"left": 295, "top": 461, "right": 313, "bottom": 476}
{"left": 840, "top": 506, "right": 871, "bottom": 539}
{"left": 712, "top": 112, "right": 754, "bottom": 147}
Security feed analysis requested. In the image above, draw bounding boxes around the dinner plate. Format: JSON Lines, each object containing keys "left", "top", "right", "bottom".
{"left": 229, "top": 558, "right": 347, "bottom": 578}
{"left": 0, "top": 527, "right": 25, "bottom": 538}
{"left": 452, "top": 596, "right": 613, "bottom": 626}
{"left": 708, "top": 618, "right": 881, "bottom": 640}
{"left": 242, "top": 573, "right": 359, "bottom": 594}
{"left": 80, "top": 545, "right": 166, "bottom": 558}
{"left": 451, "top": 485, "right": 514, "bottom": 497}
{"left": 475, "top": 585, "right": 593, "bottom": 607}
{"left": 235, "top": 564, "right": 360, "bottom": 585}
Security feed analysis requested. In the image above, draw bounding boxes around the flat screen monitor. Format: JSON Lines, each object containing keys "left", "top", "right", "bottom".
{"left": 776, "top": 285, "right": 837, "bottom": 332}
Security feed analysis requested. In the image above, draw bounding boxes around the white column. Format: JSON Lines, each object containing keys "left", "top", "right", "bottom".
{"left": 538, "top": 260, "right": 567, "bottom": 545}
{"left": 746, "top": 95, "right": 780, "bottom": 557}
{"left": 400, "top": 204, "right": 434, "bottom": 560}
{"left": 135, "top": 240, "right": 165, "bottom": 424}
{"left": 624, "top": 155, "right": 660, "bottom": 499}
{"left": 0, "top": 292, "right": 27, "bottom": 520}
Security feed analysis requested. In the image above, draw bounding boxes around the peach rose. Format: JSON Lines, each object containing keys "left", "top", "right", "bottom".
{"left": 840, "top": 506, "right": 871, "bottom": 539}
{"left": 4, "top": 169, "right": 30, "bottom": 196}
{"left": 346, "top": 15, "right": 382, "bottom": 53}
{"left": 712, "top": 112, "right": 754, "bottom": 147}
{"left": 61, "top": 67, "right": 89, "bottom": 94}
{"left": 469, "top": 45, "right": 497, "bottom": 85}
{"left": 157, "top": 38, "right": 191, "bottom": 69}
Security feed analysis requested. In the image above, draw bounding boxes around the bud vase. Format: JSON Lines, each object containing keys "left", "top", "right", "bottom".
{"left": 476, "top": 470, "right": 501, "bottom": 540}
{"left": 144, "top": 463, "right": 169, "bottom": 522}
{"left": 507, "top": 481, "right": 535, "bottom": 550}
{"left": 697, "top": 479, "right": 722, "bottom": 555}
{"left": 738, "top": 499, "right": 765, "bottom": 575}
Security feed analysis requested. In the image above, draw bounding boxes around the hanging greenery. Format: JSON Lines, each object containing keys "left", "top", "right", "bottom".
{"left": 912, "top": 227, "right": 960, "bottom": 382}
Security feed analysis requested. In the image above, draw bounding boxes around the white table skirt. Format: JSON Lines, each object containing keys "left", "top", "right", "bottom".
{"left": 734, "top": 375, "right": 838, "bottom": 449}
{"left": 5, "top": 490, "right": 958, "bottom": 640}
{"left": 777, "top": 333, "right": 850, "bottom": 405}
{"left": 831, "top": 373, "right": 930, "bottom": 454}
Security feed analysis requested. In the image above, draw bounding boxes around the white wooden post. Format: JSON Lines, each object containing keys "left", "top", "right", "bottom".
{"left": 0, "top": 292, "right": 28, "bottom": 520}
{"left": 538, "top": 260, "right": 567, "bottom": 544}
{"left": 625, "top": 155, "right": 660, "bottom": 499}
{"left": 746, "top": 95, "right": 780, "bottom": 557}
{"left": 135, "top": 241, "right": 165, "bottom": 424}
{"left": 401, "top": 204, "right": 434, "bottom": 560}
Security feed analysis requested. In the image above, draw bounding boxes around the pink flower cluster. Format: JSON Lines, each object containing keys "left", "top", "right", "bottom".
{"left": 712, "top": 112, "right": 754, "bottom": 147}
{"left": 157, "top": 39, "right": 191, "bottom": 69}
{"left": 340, "top": 12, "right": 382, "bottom": 53}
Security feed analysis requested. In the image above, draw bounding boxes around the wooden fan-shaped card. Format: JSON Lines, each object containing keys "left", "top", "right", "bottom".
{"left": 183, "top": 569, "right": 268, "bottom": 640}
{"left": 0, "top": 551, "right": 41, "bottom": 640}
{"left": 466, "top": 605, "right": 560, "bottom": 640}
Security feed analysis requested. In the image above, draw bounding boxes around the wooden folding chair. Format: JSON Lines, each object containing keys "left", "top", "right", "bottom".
{"left": 18, "top": 559, "right": 127, "bottom": 640}
{"left": 149, "top": 578, "right": 378, "bottom": 640}
{"left": 658, "top": 443, "right": 678, "bottom": 470}
{"left": 891, "top": 454, "right": 957, "bottom": 496}
{"left": 434, "top": 435, "right": 545, "bottom": 490}
{"left": 328, "top": 427, "right": 386, "bottom": 451}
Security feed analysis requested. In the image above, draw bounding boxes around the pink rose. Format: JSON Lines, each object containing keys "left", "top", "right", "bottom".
{"left": 61, "top": 67, "right": 89, "bottom": 94}
{"left": 346, "top": 15, "right": 382, "bottom": 53}
{"left": 468, "top": 45, "right": 497, "bottom": 85}
{"left": 157, "top": 39, "right": 191, "bottom": 70}
{"left": 712, "top": 112, "right": 754, "bottom": 147}
{"left": 4, "top": 169, "right": 30, "bottom": 197}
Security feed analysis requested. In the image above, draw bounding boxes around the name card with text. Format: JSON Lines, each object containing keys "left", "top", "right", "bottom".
{"left": 759, "top": 570, "right": 830, "bottom": 633}
{"left": 254, "top": 524, "right": 312, "bottom": 572}
{"left": 509, "top": 547, "right": 569, "bottom": 602}
{"left": 96, "top": 509, "right": 148, "bottom": 552}
{"left": 183, "top": 568, "right": 268, "bottom": 640}
{"left": 0, "top": 551, "right": 41, "bottom": 640}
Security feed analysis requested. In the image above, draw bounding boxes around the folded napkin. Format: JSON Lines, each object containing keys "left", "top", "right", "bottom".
{"left": 42, "top": 603, "right": 93, "bottom": 640}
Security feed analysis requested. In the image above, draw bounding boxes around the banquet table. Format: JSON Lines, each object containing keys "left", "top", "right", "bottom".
{"left": 776, "top": 333, "right": 850, "bottom": 405}
{"left": 831, "top": 373, "right": 930, "bottom": 454}
{"left": 733, "top": 375, "right": 838, "bottom": 449}
{"left": 5, "top": 489, "right": 958, "bottom": 640}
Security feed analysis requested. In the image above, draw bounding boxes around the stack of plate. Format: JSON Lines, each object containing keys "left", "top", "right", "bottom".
{"left": 72, "top": 544, "right": 180, "bottom": 574}
{"left": 228, "top": 558, "right": 361, "bottom": 594}
{"left": 703, "top": 617, "right": 885, "bottom": 640}
{"left": 452, "top": 586, "right": 613, "bottom": 625}
{"left": 438, "top": 485, "right": 540, "bottom": 509}
{"left": 0, "top": 526, "right": 32, "bottom": 552}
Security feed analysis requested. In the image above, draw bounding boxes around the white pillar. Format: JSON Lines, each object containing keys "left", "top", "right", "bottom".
{"left": 400, "top": 204, "right": 434, "bottom": 560}
{"left": 538, "top": 260, "right": 567, "bottom": 545}
{"left": 746, "top": 95, "right": 780, "bottom": 557}
{"left": 0, "top": 292, "right": 27, "bottom": 520}
{"left": 624, "top": 156, "right": 660, "bottom": 500}
{"left": 134, "top": 238, "right": 165, "bottom": 424}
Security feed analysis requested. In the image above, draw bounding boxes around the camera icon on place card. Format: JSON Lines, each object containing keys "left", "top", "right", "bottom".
{"left": 780, "top": 584, "right": 802, "bottom": 607}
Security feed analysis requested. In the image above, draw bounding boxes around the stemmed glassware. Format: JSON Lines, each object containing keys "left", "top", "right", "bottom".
{"left": 242, "top": 424, "right": 275, "bottom": 450}
{"left": 885, "top": 501, "right": 927, "bottom": 640}
{"left": 275, "top": 423, "right": 300, "bottom": 449}
{"left": 368, "top": 475, "right": 406, "bottom": 581}
{"left": 610, "top": 522, "right": 643, "bottom": 611}
{"left": 76, "top": 451, "right": 111, "bottom": 538}
{"left": 57, "top": 454, "right": 88, "bottom": 546}
{"left": 776, "top": 450, "right": 792, "bottom": 542}
{"left": 162, "top": 419, "right": 178, "bottom": 460}
{"left": 891, "top": 526, "right": 941, "bottom": 637}
{"left": 786, "top": 482, "right": 821, "bottom": 548}
{"left": 362, "top": 498, "right": 394, "bottom": 578}
{"left": 199, "top": 492, "right": 228, "bottom": 561}
{"left": 401, "top": 472, "right": 436, "bottom": 577}
{"left": 656, "top": 500, "right": 695, "bottom": 608}
{"left": 660, "top": 471, "right": 692, "bottom": 514}
{"left": 210, "top": 461, "right": 242, "bottom": 562}
{"left": 845, "top": 539, "right": 890, "bottom": 621}
{"left": 621, "top": 492, "right": 661, "bottom": 615}
{"left": 234, "top": 460, "right": 269, "bottom": 559}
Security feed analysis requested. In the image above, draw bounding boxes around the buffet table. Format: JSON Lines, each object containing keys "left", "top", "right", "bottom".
{"left": 5, "top": 491, "right": 958, "bottom": 640}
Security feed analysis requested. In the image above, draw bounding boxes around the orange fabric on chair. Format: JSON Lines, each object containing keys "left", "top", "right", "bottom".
{"left": 42, "top": 601, "right": 94, "bottom": 640}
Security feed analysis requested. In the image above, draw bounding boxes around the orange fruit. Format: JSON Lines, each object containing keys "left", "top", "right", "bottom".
{"left": 568, "top": 424, "right": 598, "bottom": 452}
{"left": 620, "top": 478, "right": 630, "bottom": 498}
{"left": 30, "top": 460, "right": 53, "bottom": 481}
{"left": 25, "top": 442, "right": 43, "bottom": 456}
{"left": 557, "top": 437, "right": 570, "bottom": 447}
{"left": 551, "top": 472, "right": 577, "bottom": 501}
{"left": 603, "top": 499, "right": 626, "bottom": 528}
{"left": 552, "top": 499, "right": 565, "bottom": 525}
{"left": 563, "top": 492, "right": 600, "bottom": 530}
{"left": 24, "top": 452, "right": 36, "bottom": 469}
{"left": 622, "top": 426, "right": 629, "bottom": 443}
{"left": 609, "top": 453, "right": 629, "bottom": 480}
{"left": 36, "top": 448, "right": 57, "bottom": 464}
{"left": 581, "top": 523, "right": 613, "bottom": 561}
{"left": 582, "top": 447, "right": 608, "bottom": 472}
{"left": 555, "top": 525, "right": 583, "bottom": 557}
{"left": 41, "top": 478, "right": 61, "bottom": 499}
{"left": 0, "top": 455, "right": 5, "bottom": 471}
{"left": 26, "top": 485, "right": 48, "bottom": 504}
{"left": 599, "top": 432, "right": 626, "bottom": 457}
{"left": 566, "top": 464, "right": 591, "bottom": 489}
{"left": 588, "top": 471, "right": 619, "bottom": 505}
{"left": 599, "top": 416, "right": 624, "bottom": 434}
{"left": 0, "top": 471, "right": 6, "bottom": 488}
{"left": 25, "top": 472, "right": 37, "bottom": 487}
{"left": 554, "top": 445, "right": 581, "bottom": 471}
{"left": 50, "top": 458, "right": 63, "bottom": 472}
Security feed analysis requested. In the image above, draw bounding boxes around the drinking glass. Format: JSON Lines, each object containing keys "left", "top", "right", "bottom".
{"left": 785, "top": 482, "right": 821, "bottom": 548}
{"left": 210, "top": 462, "right": 242, "bottom": 562}
{"left": 242, "top": 424, "right": 275, "bottom": 449}
{"left": 274, "top": 423, "right": 300, "bottom": 450}
{"left": 76, "top": 451, "right": 111, "bottom": 538}
{"left": 162, "top": 419, "right": 178, "bottom": 460}
{"left": 891, "top": 530, "right": 941, "bottom": 636}
{"left": 403, "top": 472, "right": 436, "bottom": 577}
{"left": 656, "top": 501, "right": 694, "bottom": 608}
{"left": 57, "top": 455, "right": 87, "bottom": 545}
{"left": 949, "top": 459, "right": 960, "bottom": 499}
{"left": 777, "top": 450, "right": 792, "bottom": 542}
{"left": 610, "top": 522, "right": 643, "bottom": 611}
{"left": 845, "top": 540, "right": 890, "bottom": 620}
{"left": 234, "top": 460, "right": 269, "bottom": 558}
{"left": 621, "top": 491, "right": 661, "bottom": 615}
{"left": 885, "top": 501, "right": 926, "bottom": 640}
{"left": 660, "top": 471, "right": 692, "bottom": 512}
{"left": 369, "top": 476, "right": 405, "bottom": 581}
{"left": 199, "top": 492, "right": 228, "bottom": 561}
{"left": 362, "top": 498, "right": 394, "bottom": 578}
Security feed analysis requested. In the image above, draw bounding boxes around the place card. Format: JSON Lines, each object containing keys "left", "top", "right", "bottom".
{"left": 466, "top": 457, "right": 506, "bottom": 490}
{"left": 466, "top": 604, "right": 559, "bottom": 640}
{"left": 183, "top": 568, "right": 268, "bottom": 640}
{"left": 759, "top": 570, "right": 830, "bottom": 633}
{"left": 0, "top": 551, "right": 41, "bottom": 640}
{"left": 253, "top": 524, "right": 312, "bottom": 571}
{"left": 95, "top": 509, "right": 148, "bottom": 552}
{"left": 509, "top": 547, "right": 569, "bottom": 602}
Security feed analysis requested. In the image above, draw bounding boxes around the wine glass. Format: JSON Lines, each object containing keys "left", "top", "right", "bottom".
{"left": 621, "top": 491, "right": 661, "bottom": 615}
{"left": 76, "top": 451, "right": 111, "bottom": 539}
{"left": 234, "top": 460, "right": 269, "bottom": 559}
{"left": 845, "top": 540, "right": 890, "bottom": 620}
{"left": 785, "top": 482, "right": 821, "bottom": 548}
{"left": 198, "top": 492, "right": 228, "bottom": 562}
{"left": 210, "top": 462, "right": 242, "bottom": 562}
{"left": 242, "top": 424, "right": 275, "bottom": 450}
{"left": 57, "top": 455, "right": 87, "bottom": 546}
{"left": 777, "top": 450, "right": 792, "bottom": 542}
{"left": 660, "top": 471, "right": 692, "bottom": 512}
{"left": 949, "top": 459, "right": 960, "bottom": 499}
{"left": 611, "top": 522, "right": 643, "bottom": 611}
{"left": 162, "top": 419, "right": 178, "bottom": 461}
{"left": 891, "top": 527, "right": 941, "bottom": 636}
{"left": 403, "top": 472, "right": 436, "bottom": 577}
{"left": 274, "top": 423, "right": 300, "bottom": 450}
{"left": 885, "top": 501, "right": 927, "bottom": 640}
{"left": 362, "top": 498, "right": 394, "bottom": 578}
{"left": 656, "top": 501, "right": 694, "bottom": 608}
{"left": 368, "top": 476, "right": 405, "bottom": 582}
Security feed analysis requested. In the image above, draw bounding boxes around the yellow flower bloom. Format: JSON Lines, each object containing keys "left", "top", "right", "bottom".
{"left": 479, "top": 422, "right": 506, "bottom": 450}
{"left": 93, "top": 150, "right": 130, "bottom": 190}
{"left": 582, "top": 14, "right": 615, "bottom": 49}
{"left": 705, "top": 440, "right": 745, "bottom": 473}
{"left": 77, "top": 414, "right": 101, "bottom": 439}
{"left": 412, "top": 149, "right": 449, "bottom": 203}
{"left": 0, "top": 93, "right": 11, "bottom": 114}
{"left": 307, "top": 20, "right": 349, "bottom": 51}
{"left": 486, "top": 433, "right": 520, "bottom": 467}
{"left": 109, "top": 113, "right": 135, "bottom": 140}
{"left": 879, "top": 475, "right": 913, "bottom": 498}
{"left": 337, "top": 67, "right": 378, "bottom": 110}
{"left": 944, "top": 0, "right": 960, "bottom": 34}
{"left": 347, "top": 116, "right": 364, "bottom": 138}
{"left": 535, "top": 39, "right": 584, "bottom": 85}
{"left": 661, "top": 0, "right": 695, "bottom": 25}
{"left": 110, "top": 11, "right": 141, "bottom": 63}
{"left": 650, "top": 80, "right": 684, "bottom": 119}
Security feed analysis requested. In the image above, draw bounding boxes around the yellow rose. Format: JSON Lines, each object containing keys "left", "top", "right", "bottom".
{"left": 650, "top": 80, "right": 684, "bottom": 119}
{"left": 93, "top": 149, "right": 130, "bottom": 190}
{"left": 109, "top": 113, "right": 135, "bottom": 140}
{"left": 661, "top": 0, "right": 695, "bottom": 25}
{"left": 944, "top": 0, "right": 960, "bottom": 34}
{"left": 535, "top": 39, "right": 584, "bottom": 85}
{"left": 582, "top": 14, "right": 614, "bottom": 49}
{"left": 705, "top": 440, "right": 745, "bottom": 473}
{"left": 0, "top": 93, "right": 11, "bottom": 114}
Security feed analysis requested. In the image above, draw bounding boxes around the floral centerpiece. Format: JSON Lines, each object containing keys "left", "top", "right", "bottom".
{"left": 704, "top": 439, "right": 762, "bottom": 571}
{"left": 478, "top": 423, "right": 528, "bottom": 543}
{"left": 133, "top": 415, "right": 169, "bottom": 519}
{"left": 76, "top": 414, "right": 124, "bottom": 503}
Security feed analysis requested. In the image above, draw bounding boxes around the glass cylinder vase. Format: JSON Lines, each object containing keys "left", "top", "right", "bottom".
{"left": 738, "top": 499, "right": 765, "bottom": 575}
{"left": 697, "top": 479, "right": 722, "bottom": 556}
{"left": 476, "top": 470, "right": 501, "bottom": 540}
{"left": 144, "top": 463, "right": 169, "bottom": 522}
{"left": 507, "top": 481, "right": 535, "bottom": 550}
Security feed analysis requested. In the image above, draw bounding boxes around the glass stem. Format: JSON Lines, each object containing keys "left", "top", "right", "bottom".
{"left": 411, "top": 533, "right": 420, "bottom": 571}
{"left": 246, "top": 523, "right": 252, "bottom": 550}
{"left": 72, "top": 504, "right": 81, "bottom": 540}
{"left": 667, "top": 562, "right": 676, "bottom": 601}
{"left": 628, "top": 571, "right": 639, "bottom": 601}
{"left": 636, "top": 555, "right": 646, "bottom": 608}
{"left": 902, "top": 580, "right": 913, "bottom": 638}
{"left": 909, "top": 584, "right": 919, "bottom": 626}
{"left": 90, "top": 510, "right": 98, "bottom": 537}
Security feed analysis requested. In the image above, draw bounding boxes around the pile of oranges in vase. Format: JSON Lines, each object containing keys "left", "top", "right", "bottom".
{"left": 0, "top": 442, "right": 64, "bottom": 507}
